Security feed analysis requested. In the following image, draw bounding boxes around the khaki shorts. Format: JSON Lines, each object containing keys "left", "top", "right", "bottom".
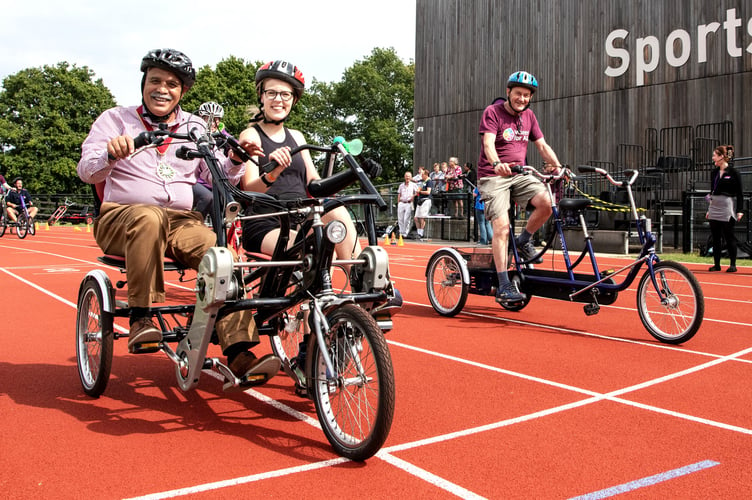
{"left": 477, "top": 174, "right": 546, "bottom": 221}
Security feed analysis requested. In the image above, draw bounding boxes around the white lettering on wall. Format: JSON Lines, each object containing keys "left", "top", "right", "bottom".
{"left": 666, "top": 29, "right": 691, "bottom": 67}
{"left": 605, "top": 29, "right": 630, "bottom": 77}
{"left": 605, "top": 8, "right": 750, "bottom": 86}
{"left": 697, "top": 22, "right": 721, "bottom": 63}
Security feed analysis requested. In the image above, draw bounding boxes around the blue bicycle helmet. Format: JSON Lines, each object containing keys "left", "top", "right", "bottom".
{"left": 507, "top": 71, "right": 538, "bottom": 93}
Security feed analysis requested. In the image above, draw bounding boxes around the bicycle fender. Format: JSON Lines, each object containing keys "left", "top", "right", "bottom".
{"left": 79, "top": 270, "right": 116, "bottom": 313}
{"left": 431, "top": 247, "right": 471, "bottom": 286}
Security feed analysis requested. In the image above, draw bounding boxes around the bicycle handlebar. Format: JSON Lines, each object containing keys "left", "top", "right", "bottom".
{"left": 512, "top": 165, "right": 573, "bottom": 182}
{"left": 132, "top": 128, "right": 386, "bottom": 209}
{"left": 577, "top": 165, "right": 638, "bottom": 188}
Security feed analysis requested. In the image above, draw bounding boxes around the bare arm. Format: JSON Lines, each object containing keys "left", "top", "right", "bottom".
{"left": 533, "top": 137, "right": 561, "bottom": 167}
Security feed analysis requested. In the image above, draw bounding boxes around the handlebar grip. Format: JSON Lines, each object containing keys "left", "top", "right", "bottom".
{"left": 132, "top": 131, "right": 153, "bottom": 150}
{"left": 577, "top": 165, "right": 596, "bottom": 174}
{"left": 261, "top": 160, "right": 278, "bottom": 174}
{"left": 510, "top": 165, "right": 524, "bottom": 174}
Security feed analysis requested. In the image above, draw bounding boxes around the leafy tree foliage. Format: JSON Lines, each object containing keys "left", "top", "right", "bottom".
{"left": 0, "top": 62, "right": 115, "bottom": 194}
{"left": 330, "top": 48, "right": 414, "bottom": 182}
{"left": 0, "top": 49, "right": 413, "bottom": 196}
{"left": 180, "top": 56, "right": 261, "bottom": 137}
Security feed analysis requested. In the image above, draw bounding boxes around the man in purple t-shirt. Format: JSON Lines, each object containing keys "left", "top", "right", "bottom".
{"left": 477, "top": 71, "right": 561, "bottom": 305}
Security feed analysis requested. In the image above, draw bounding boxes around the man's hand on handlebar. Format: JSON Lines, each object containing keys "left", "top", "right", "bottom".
{"left": 107, "top": 135, "right": 136, "bottom": 160}
{"left": 493, "top": 161, "right": 516, "bottom": 177}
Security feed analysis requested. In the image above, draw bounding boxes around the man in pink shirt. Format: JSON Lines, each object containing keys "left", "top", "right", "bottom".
{"left": 78, "top": 49, "right": 278, "bottom": 387}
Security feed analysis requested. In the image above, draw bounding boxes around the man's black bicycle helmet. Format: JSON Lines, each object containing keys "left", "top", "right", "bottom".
{"left": 255, "top": 60, "right": 305, "bottom": 100}
{"left": 140, "top": 48, "right": 196, "bottom": 90}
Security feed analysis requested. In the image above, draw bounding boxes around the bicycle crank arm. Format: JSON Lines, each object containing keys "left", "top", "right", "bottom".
{"left": 175, "top": 247, "right": 236, "bottom": 391}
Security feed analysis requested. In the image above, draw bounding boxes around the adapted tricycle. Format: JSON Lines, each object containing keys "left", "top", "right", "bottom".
{"left": 76, "top": 122, "right": 398, "bottom": 460}
{"left": 425, "top": 165, "right": 704, "bottom": 344}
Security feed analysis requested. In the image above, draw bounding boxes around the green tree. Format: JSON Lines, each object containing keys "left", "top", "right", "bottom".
{"left": 0, "top": 62, "right": 116, "bottom": 194}
{"left": 330, "top": 48, "right": 414, "bottom": 182}
{"left": 181, "top": 56, "right": 261, "bottom": 136}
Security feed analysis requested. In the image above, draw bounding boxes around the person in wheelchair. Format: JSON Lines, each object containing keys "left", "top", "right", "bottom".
{"left": 5, "top": 177, "right": 39, "bottom": 222}
{"left": 237, "top": 60, "right": 363, "bottom": 263}
{"left": 77, "top": 48, "right": 279, "bottom": 384}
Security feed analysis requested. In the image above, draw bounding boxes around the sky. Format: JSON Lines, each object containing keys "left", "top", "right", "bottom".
{"left": 0, "top": 0, "right": 416, "bottom": 105}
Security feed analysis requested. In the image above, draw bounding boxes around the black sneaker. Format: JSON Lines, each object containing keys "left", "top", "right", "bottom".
{"left": 517, "top": 239, "right": 543, "bottom": 264}
{"left": 495, "top": 281, "right": 525, "bottom": 304}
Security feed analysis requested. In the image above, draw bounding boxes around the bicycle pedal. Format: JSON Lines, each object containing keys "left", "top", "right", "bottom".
{"left": 600, "top": 269, "right": 615, "bottom": 278}
{"left": 583, "top": 303, "right": 600, "bottom": 316}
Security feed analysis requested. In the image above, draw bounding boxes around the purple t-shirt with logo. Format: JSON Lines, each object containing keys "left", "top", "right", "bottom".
{"left": 477, "top": 101, "right": 543, "bottom": 179}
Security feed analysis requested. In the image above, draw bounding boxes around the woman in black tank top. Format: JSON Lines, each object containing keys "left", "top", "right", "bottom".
{"left": 237, "top": 60, "right": 362, "bottom": 261}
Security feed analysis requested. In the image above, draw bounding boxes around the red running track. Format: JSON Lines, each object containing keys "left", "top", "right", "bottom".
{"left": 1, "top": 226, "right": 751, "bottom": 499}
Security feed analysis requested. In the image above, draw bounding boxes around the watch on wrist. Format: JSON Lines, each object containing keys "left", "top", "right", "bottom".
{"left": 260, "top": 173, "right": 273, "bottom": 187}
{"left": 492, "top": 161, "right": 501, "bottom": 167}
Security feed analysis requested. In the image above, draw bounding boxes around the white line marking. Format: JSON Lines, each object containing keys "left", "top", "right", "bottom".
{"left": 1, "top": 258, "right": 747, "bottom": 500}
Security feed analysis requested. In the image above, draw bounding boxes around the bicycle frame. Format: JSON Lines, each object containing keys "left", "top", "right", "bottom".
{"left": 97, "top": 126, "right": 391, "bottom": 389}
{"left": 508, "top": 166, "right": 660, "bottom": 303}
{"left": 48, "top": 198, "right": 74, "bottom": 224}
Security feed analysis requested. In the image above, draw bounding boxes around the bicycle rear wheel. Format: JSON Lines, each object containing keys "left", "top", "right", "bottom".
{"left": 0, "top": 212, "right": 6, "bottom": 237}
{"left": 76, "top": 276, "right": 114, "bottom": 397}
{"left": 310, "top": 304, "right": 395, "bottom": 461}
{"left": 636, "top": 260, "right": 704, "bottom": 344}
{"left": 426, "top": 249, "right": 468, "bottom": 316}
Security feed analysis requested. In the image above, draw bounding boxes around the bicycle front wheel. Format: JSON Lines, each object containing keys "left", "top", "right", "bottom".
{"left": 426, "top": 250, "right": 468, "bottom": 316}
{"left": 0, "top": 213, "right": 6, "bottom": 237}
{"left": 310, "top": 304, "right": 395, "bottom": 461}
{"left": 16, "top": 214, "right": 28, "bottom": 239}
{"left": 28, "top": 218, "right": 36, "bottom": 235}
{"left": 76, "top": 277, "right": 114, "bottom": 397}
{"left": 636, "top": 261, "right": 704, "bottom": 344}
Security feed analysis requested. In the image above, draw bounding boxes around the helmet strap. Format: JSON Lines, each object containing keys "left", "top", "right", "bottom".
{"left": 254, "top": 104, "right": 289, "bottom": 125}
{"left": 141, "top": 99, "right": 177, "bottom": 123}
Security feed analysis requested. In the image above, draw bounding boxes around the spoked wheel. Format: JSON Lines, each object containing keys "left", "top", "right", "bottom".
{"left": 76, "top": 276, "right": 114, "bottom": 397}
{"left": 28, "top": 218, "right": 36, "bottom": 235}
{"left": 636, "top": 260, "right": 704, "bottom": 344}
{"left": 310, "top": 304, "right": 395, "bottom": 461}
{"left": 16, "top": 214, "right": 29, "bottom": 239}
{"left": 426, "top": 250, "right": 468, "bottom": 316}
{"left": 0, "top": 214, "right": 6, "bottom": 237}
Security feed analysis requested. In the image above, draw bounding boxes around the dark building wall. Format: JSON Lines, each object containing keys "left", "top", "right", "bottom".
{"left": 414, "top": 0, "right": 752, "bottom": 171}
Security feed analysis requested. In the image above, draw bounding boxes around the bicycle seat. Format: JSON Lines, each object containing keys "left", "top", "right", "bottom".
{"left": 558, "top": 198, "right": 591, "bottom": 212}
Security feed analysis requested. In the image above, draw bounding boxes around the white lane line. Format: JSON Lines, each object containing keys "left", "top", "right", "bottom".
{"left": 2, "top": 263, "right": 747, "bottom": 500}
{"left": 378, "top": 452, "right": 488, "bottom": 500}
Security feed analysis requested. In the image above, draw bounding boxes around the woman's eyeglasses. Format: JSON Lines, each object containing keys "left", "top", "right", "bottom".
{"left": 263, "top": 90, "right": 294, "bottom": 102}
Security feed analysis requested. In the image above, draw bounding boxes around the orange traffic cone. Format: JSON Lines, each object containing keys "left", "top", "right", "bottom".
{"left": 74, "top": 226, "right": 82, "bottom": 232}
{"left": 390, "top": 233, "right": 397, "bottom": 245}
{"left": 86, "top": 224, "right": 91, "bottom": 233}
{"left": 45, "top": 222, "right": 50, "bottom": 231}
{"left": 397, "top": 235, "right": 404, "bottom": 246}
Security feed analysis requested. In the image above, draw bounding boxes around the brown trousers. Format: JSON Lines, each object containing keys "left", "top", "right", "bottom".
{"left": 94, "top": 203, "right": 257, "bottom": 351}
